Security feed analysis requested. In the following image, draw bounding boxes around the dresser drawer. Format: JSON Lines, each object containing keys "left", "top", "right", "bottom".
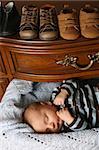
{"left": 6, "top": 45, "right": 99, "bottom": 81}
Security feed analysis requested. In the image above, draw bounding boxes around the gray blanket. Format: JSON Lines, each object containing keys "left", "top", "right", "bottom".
{"left": 0, "top": 79, "right": 99, "bottom": 150}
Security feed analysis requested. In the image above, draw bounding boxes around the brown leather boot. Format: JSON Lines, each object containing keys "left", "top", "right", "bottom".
{"left": 80, "top": 4, "right": 99, "bottom": 39}
{"left": 39, "top": 4, "right": 58, "bottom": 41}
{"left": 19, "top": 5, "right": 38, "bottom": 40}
{"left": 58, "top": 5, "right": 80, "bottom": 40}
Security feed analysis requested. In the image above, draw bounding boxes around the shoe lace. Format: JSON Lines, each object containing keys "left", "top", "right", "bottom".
{"left": 21, "top": 7, "right": 37, "bottom": 25}
{"left": 40, "top": 9, "right": 55, "bottom": 26}
{"left": 63, "top": 17, "right": 79, "bottom": 31}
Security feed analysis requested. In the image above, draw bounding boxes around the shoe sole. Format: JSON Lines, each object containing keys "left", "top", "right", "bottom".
{"left": 20, "top": 35, "right": 37, "bottom": 40}
{"left": 20, "top": 32, "right": 38, "bottom": 40}
{"left": 39, "top": 35, "right": 58, "bottom": 41}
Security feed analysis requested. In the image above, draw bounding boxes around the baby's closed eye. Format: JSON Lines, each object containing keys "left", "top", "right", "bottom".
{"left": 44, "top": 114, "right": 49, "bottom": 123}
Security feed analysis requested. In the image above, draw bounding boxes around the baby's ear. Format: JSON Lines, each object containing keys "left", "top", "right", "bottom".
{"left": 40, "top": 101, "right": 52, "bottom": 105}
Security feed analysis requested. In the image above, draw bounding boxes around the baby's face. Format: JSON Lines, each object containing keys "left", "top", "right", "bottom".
{"left": 28, "top": 102, "right": 63, "bottom": 133}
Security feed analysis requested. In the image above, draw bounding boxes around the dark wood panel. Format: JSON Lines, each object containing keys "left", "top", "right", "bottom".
{"left": 0, "top": 51, "right": 6, "bottom": 74}
{"left": 0, "top": 79, "right": 9, "bottom": 101}
{"left": 2, "top": 0, "right": 99, "bottom": 15}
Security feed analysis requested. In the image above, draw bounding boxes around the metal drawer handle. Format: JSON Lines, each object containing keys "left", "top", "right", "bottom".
{"left": 56, "top": 52, "right": 99, "bottom": 71}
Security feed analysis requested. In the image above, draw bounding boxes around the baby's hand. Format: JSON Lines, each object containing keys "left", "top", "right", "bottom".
{"left": 53, "top": 89, "right": 69, "bottom": 106}
{"left": 56, "top": 108, "right": 74, "bottom": 125}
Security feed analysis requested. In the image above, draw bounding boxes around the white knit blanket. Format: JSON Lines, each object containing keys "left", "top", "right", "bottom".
{"left": 0, "top": 79, "right": 99, "bottom": 150}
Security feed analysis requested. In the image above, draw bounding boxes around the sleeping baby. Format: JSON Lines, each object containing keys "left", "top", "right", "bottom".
{"left": 23, "top": 79, "right": 99, "bottom": 133}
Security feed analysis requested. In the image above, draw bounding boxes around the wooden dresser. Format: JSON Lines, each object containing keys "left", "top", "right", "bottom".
{"left": 0, "top": 0, "right": 99, "bottom": 100}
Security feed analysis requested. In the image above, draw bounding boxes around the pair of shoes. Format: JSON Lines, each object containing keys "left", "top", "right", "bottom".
{"left": 58, "top": 4, "right": 99, "bottom": 40}
{"left": 0, "top": 1, "right": 20, "bottom": 37}
{"left": 19, "top": 4, "right": 58, "bottom": 40}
